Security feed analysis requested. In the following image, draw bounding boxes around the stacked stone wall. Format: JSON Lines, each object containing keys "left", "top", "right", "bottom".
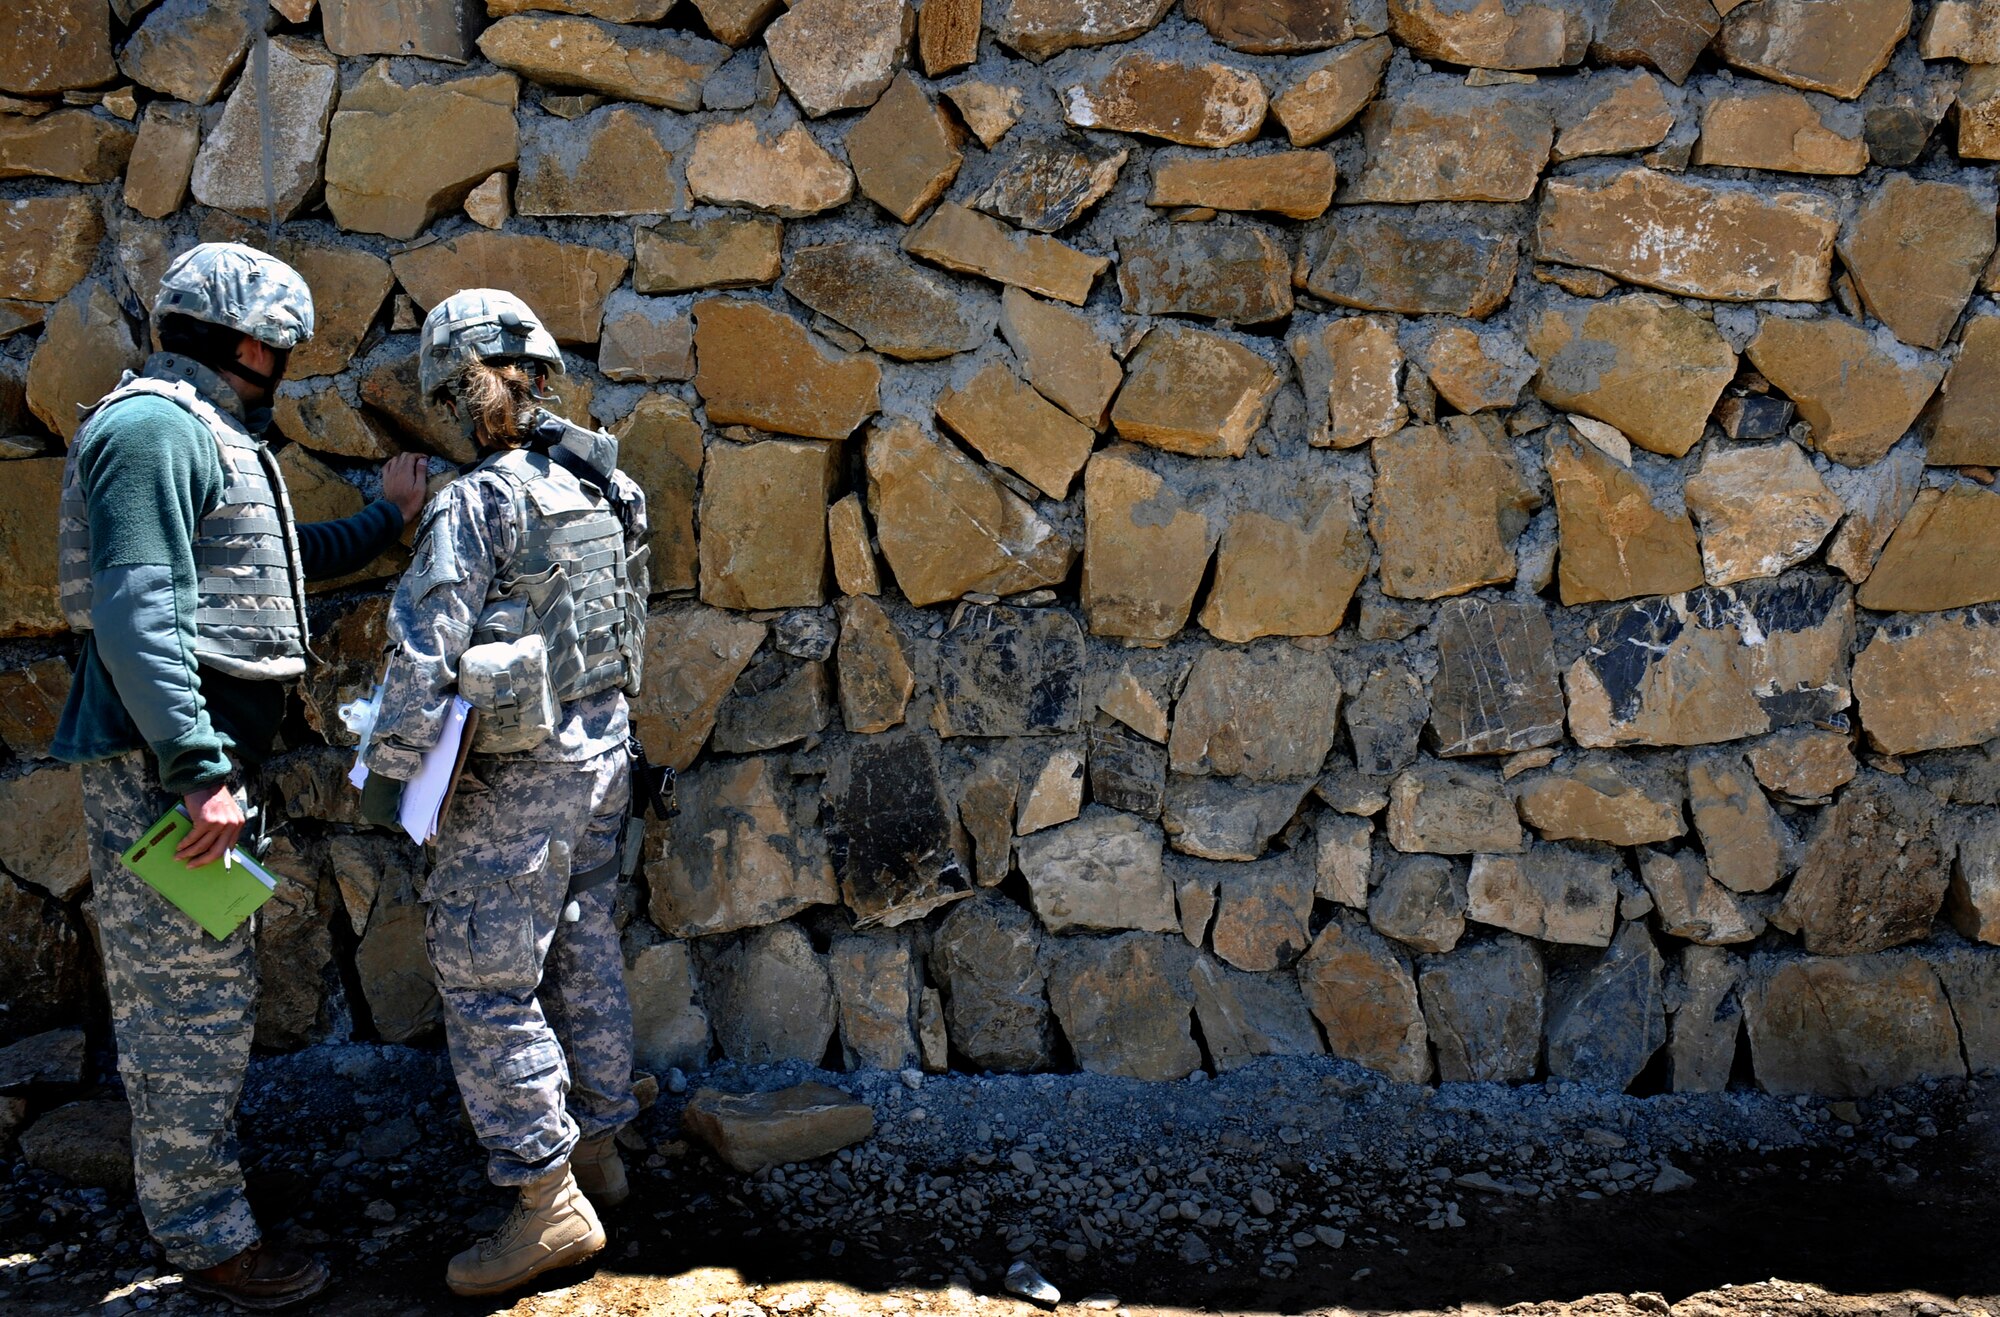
{"left": 2, "top": 0, "right": 2000, "bottom": 1101}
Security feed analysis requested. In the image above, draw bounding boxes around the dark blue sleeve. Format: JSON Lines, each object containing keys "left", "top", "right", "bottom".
{"left": 297, "top": 499, "right": 406, "bottom": 581}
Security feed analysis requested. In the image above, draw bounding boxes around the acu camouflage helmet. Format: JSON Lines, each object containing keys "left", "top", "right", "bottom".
{"left": 419, "top": 288, "right": 565, "bottom": 399}
{"left": 154, "top": 242, "right": 315, "bottom": 349}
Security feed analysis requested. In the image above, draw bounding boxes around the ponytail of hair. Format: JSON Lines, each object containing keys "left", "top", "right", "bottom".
{"left": 455, "top": 360, "right": 537, "bottom": 448}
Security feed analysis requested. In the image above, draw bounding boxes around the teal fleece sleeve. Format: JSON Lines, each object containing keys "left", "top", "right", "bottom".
{"left": 71, "top": 395, "right": 235, "bottom": 794}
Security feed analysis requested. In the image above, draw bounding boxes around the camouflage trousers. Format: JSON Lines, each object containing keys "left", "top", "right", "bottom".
{"left": 83, "top": 750, "right": 262, "bottom": 1271}
{"left": 423, "top": 743, "right": 637, "bottom": 1188}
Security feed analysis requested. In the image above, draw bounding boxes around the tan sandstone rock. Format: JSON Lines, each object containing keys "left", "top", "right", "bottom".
{"left": 787, "top": 243, "right": 992, "bottom": 363}
{"left": 1388, "top": 761, "right": 1523, "bottom": 854}
{"left": 1290, "top": 315, "right": 1405, "bottom": 448}
{"left": 1169, "top": 646, "right": 1341, "bottom": 782}
{"left": 1839, "top": 174, "right": 1996, "bottom": 351}
{"left": 692, "top": 299, "right": 880, "bottom": 439}
{"left": 26, "top": 282, "right": 141, "bottom": 443}
{"left": 1852, "top": 611, "right": 2000, "bottom": 754}
{"left": 629, "top": 604, "right": 765, "bottom": 769}
{"left": 1693, "top": 83, "right": 1867, "bottom": 174}
{"left": 835, "top": 595, "right": 913, "bottom": 732}
{"left": 1149, "top": 151, "right": 1335, "bottom": 219}
{"left": 1198, "top": 491, "right": 1369, "bottom": 643}
{"left": 1370, "top": 415, "right": 1539, "bottom": 600}
{"left": 1080, "top": 447, "right": 1214, "bottom": 642}
{"left": 123, "top": 103, "right": 200, "bottom": 219}
{"left": 685, "top": 119, "right": 854, "bottom": 218}
{"left": 1545, "top": 425, "right": 1703, "bottom": 605}
{"left": 684, "top": 1084, "right": 872, "bottom": 1172}
{"left": 1527, "top": 293, "right": 1735, "bottom": 458}
{"left": 322, "top": 0, "right": 477, "bottom": 60}
{"left": 393, "top": 233, "right": 626, "bottom": 344}
{"left": 1061, "top": 54, "right": 1267, "bottom": 147}
{"left": 515, "top": 106, "right": 677, "bottom": 218}
{"left": 1687, "top": 751, "right": 1785, "bottom": 894}
{"left": 1747, "top": 727, "right": 1856, "bottom": 803}
{"left": 1745, "top": 953, "right": 1962, "bottom": 1098}
{"left": 1745, "top": 315, "right": 1942, "bottom": 467}
{"left": 0, "top": 194, "right": 101, "bottom": 304}
{"left": 1271, "top": 35, "right": 1390, "bottom": 145}
{"left": 1110, "top": 324, "right": 1279, "bottom": 458}
{"left": 118, "top": 0, "right": 256, "bottom": 104}
{"left": 699, "top": 440, "right": 838, "bottom": 611}
{"left": 1858, "top": 484, "right": 2000, "bottom": 612}
{"left": 865, "top": 417, "right": 1075, "bottom": 606}
{"left": 477, "top": 15, "right": 726, "bottom": 108}
{"left": 1552, "top": 68, "right": 1675, "bottom": 160}
{"left": 324, "top": 64, "right": 518, "bottom": 240}
{"left": 936, "top": 361, "right": 1094, "bottom": 499}
{"left": 1515, "top": 758, "right": 1685, "bottom": 846}
{"left": 998, "top": 288, "right": 1122, "bottom": 428}
{"left": 1411, "top": 323, "right": 1535, "bottom": 413}
{"left": 765, "top": 0, "right": 912, "bottom": 117}
{"left": 904, "top": 203, "right": 1109, "bottom": 306}
{"left": 1466, "top": 845, "right": 1620, "bottom": 946}
{"left": 1683, "top": 441, "right": 1842, "bottom": 587}
{"left": 0, "top": 109, "right": 133, "bottom": 183}
{"left": 647, "top": 756, "right": 836, "bottom": 937}
{"left": 0, "top": 0, "right": 114, "bottom": 95}
{"left": 636, "top": 215, "right": 783, "bottom": 293}
{"left": 1344, "top": 82, "right": 1553, "bottom": 203}
{"left": 996, "top": 0, "right": 1174, "bottom": 59}
{"left": 1716, "top": 0, "right": 1910, "bottom": 100}
{"left": 1388, "top": 0, "right": 1589, "bottom": 67}
{"left": 612, "top": 395, "right": 701, "bottom": 591}
{"left": 846, "top": 74, "right": 963, "bottom": 224}
{"left": 1297, "top": 914, "right": 1428, "bottom": 1082}
{"left": 1536, "top": 167, "right": 1837, "bottom": 302}
{"left": 828, "top": 496, "right": 882, "bottom": 599}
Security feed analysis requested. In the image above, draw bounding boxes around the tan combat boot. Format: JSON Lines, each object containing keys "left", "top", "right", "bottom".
{"left": 445, "top": 1165, "right": 605, "bottom": 1298}
{"left": 570, "top": 1132, "right": 629, "bottom": 1208}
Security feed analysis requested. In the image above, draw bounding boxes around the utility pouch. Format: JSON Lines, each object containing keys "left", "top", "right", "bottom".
{"left": 459, "top": 633, "right": 559, "bottom": 754}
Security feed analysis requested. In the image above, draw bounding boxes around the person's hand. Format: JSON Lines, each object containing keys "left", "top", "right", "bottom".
{"left": 359, "top": 773, "right": 405, "bottom": 829}
{"left": 382, "top": 452, "right": 430, "bottom": 525}
{"left": 177, "top": 781, "right": 244, "bottom": 868}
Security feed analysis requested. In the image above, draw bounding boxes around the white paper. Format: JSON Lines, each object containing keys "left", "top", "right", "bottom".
{"left": 400, "top": 697, "right": 474, "bottom": 846}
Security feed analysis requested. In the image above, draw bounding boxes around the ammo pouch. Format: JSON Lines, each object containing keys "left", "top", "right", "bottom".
{"left": 462, "top": 564, "right": 581, "bottom": 754}
{"left": 459, "top": 634, "right": 559, "bottom": 754}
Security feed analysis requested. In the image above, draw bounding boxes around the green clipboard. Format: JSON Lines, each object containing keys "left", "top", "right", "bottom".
{"left": 119, "top": 805, "right": 279, "bottom": 941}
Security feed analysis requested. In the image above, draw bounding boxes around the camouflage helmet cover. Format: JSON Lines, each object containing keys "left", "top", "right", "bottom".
{"left": 419, "top": 288, "right": 565, "bottom": 398}
{"left": 153, "top": 242, "right": 315, "bottom": 349}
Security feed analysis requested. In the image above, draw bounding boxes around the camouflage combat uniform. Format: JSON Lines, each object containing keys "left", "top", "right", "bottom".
{"left": 51, "top": 245, "right": 407, "bottom": 1272}
{"left": 84, "top": 752, "right": 261, "bottom": 1267}
{"left": 364, "top": 415, "right": 647, "bottom": 1188}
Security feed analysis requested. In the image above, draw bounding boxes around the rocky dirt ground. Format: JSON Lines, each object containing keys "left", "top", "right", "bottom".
{"left": 1, "top": 1045, "right": 1996, "bottom": 1317}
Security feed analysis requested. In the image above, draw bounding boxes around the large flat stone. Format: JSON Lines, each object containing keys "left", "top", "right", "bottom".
{"left": 1296, "top": 913, "right": 1428, "bottom": 1082}
{"left": 392, "top": 232, "right": 624, "bottom": 344}
{"left": 765, "top": 0, "right": 911, "bottom": 117}
{"left": 0, "top": 194, "right": 101, "bottom": 304}
{"left": 1191, "top": 956, "right": 1324, "bottom": 1072}
{"left": 1428, "top": 596, "right": 1565, "bottom": 756}
{"left": 636, "top": 215, "right": 783, "bottom": 293}
{"left": 1116, "top": 224, "right": 1294, "bottom": 324}
{"left": 1168, "top": 646, "right": 1341, "bottom": 782}
{"left": 1565, "top": 576, "right": 1853, "bottom": 748}
{"left": 685, "top": 119, "right": 853, "bottom": 217}
{"left": 1744, "top": 952, "right": 1962, "bottom": 1097}
{"left": 1271, "top": 35, "right": 1391, "bottom": 145}
{"left": 1745, "top": 315, "right": 1942, "bottom": 468}
{"left": 996, "top": 0, "right": 1174, "bottom": 59}
{"left": 848, "top": 73, "right": 964, "bottom": 224}
{"left": 477, "top": 15, "right": 726, "bottom": 107}
{"left": 1546, "top": 922, "right": 1665, "bottom": 1091}
{"left": 933, "top": 605, "right": 1083, "bottom": 738}
{"left": 1080, "top": 447, "right": 1214, "bottom": 642}
{"left": 1536, "top": 167, "right": 1837, "bottom": 302}
{"left": 1388, "top": 0, "right": 1588, "bottom": 67}
{"left": 629, "top": 603, "right": 766, "bottom": 769}
{"left": 864, "top": 417, "right": 1074, "bottom": 605}
{"left": 824, "top": 733, "right": 971, "bottom": 927}
{"left": 1290, "top": 314, "right": 1406, "bottom": 448}
{"left": 1467, "top": 844, "right": 1620, "bottom": 947}
{"left": 515, "top": 106, "right": 677, "bottom": 218}
{"left": 1198, "top": 492, "right": 1368, "bottom": 643}
{"left": 904, "top": 203, "right": 1110, "bottom": 306}
{"left": 1684, "top": 441, "right": 1843, "bottom": 587}
{"left": 118, "top": 0, "right": 254, "bottom": 104}
{"left": 1018, "top": 808, "right": 1176, "bottom": 933}
{"left": 973, "top": 128, "right": 1126, "bottom": 233}
{"left": 1688, "top": 751, "right": 1785, "bottom": 895}
{"left": 0, "top": 109, "right": 132, "bottom": 183}
{"left": 1853, "top": 608, "right": 2000, "bottom": 754}
{"left": 0, "top": 0, "right": 114, "bottom": 95}
{"left": 786, "top": 243, "right": 992, "bottom": 363}
{"left": 324, "top": 64, "right": 518, "bottom": 240}
{"left": 1418, "top": 935, "right": 1545, "bottom": 1083}
{"left": 1776, "top": 774, "right": 1947, "bottom": 956}
{"left": 1298, "top": 211, "right": 1518, "bottom": 317}
{"left": 189, "top": 36, "right": 337, "bottom": 222}
{"left": 998, "top": 287, "right": 1122, "bottom": 428}
{"left": 1047, "top": 933, "right": 1200, "bottom": 1080}
{"left": 1060, "top": 54, "right": 1267, "bottom": 147}
{"left": 1387, "top": 760, "right": 1523, "bottom": 855}
{"left": 1546, "top": 426, "right": 1704, "bottom": 604}
{"left": 1716, "top": 0, "right": 1910, "bottom": 99}
{"left": 1370, "top": 414, "right": 1539, "bottom": 600}
{"left": 1110, "top": 323, "right": 1279, "bottom": 458}
{"left": 930, "top": 897, "right": 1056, "bottom": 1070}
{"left": 685, "top": 1083, "right": 872, "bottom": 1172}
{"left": 1344, "top": 82, "right": 1553, "bottom": 203}
{"left": 692, "top": 299, "right": 879, "bottom": 439}
{"left": 935, "top": 361, "right": 1093, "bottom": 498}
{"left": 646, "top": 756, "right": 835, "bottom": 938}
{"left": 1527, "top": 293, "right": 1736, "bottom": 458}
{"left": 695, "top": 923, "right": 836, "bottom": 1065}
{"left": 1858, "top": 486, "right": 2000, "bottom": 613}
{"left": 1694, "top": 83, "right": 1867, "bottom": 174}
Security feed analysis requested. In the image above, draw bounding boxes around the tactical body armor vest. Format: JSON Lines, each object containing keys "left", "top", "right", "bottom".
{"left": 58, "top": 369, "right": 311, "bottom": 682}
{"left": 456, "top": 410, "right": 648, "bottom": 752}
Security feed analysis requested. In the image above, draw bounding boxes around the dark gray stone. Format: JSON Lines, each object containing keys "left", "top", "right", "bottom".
{"left": 1713, "top": 394, "right": 1795, "bottom": 440}
{"left": 712, "top": 656, "right": 833, "bottom": 753}
{"left": 1161, "top": 775, "right": 1312, "bottom": 861}
{"left": 934, "top": 605, "right": 1085, "bottom": 738}
{"left": 1418, "top": 934, "right": 1546, "bottom": 1083}
{"left": 824, "top": 730, "right": 972, "bottom": 927}
{"left": 1429, "top": 595, "right": 1564, "bottom": 758}
{"left": 1088, "top": 719, "right": 1166, "bottom": 818}
{"left": 930, "top": 896, "right": 1056, "bottom": 1072}
{"left": 1347, "top": 665, "right": 1427, "bottom": 775}
{"left": 1777, "top": 772, "right": 1948, "bottom": 956}
{"left": 1116, "top": 223, "right": 1294, "bottom": 324}
{"left": 1546, "top": 921, "right": 1666, "bottom": 1091}
{"left": 970, "top": 128, "right": 1127, "bottom": 233}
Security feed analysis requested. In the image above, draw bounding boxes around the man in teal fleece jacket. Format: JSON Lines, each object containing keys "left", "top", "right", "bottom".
{"left": 50, "top": 243, "right": 426, "bottom": 1311}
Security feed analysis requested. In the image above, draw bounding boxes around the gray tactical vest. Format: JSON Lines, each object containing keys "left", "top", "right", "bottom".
{"left": 59, "top": 369, "right": 311, "bottom": 682}
{"left": 470, "top": 411, "right": 648, "bottom": 711}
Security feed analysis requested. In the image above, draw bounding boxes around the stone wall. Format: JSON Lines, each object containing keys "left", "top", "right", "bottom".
{"left": 1, "top": 0, "right": 1999, "bottom": 1102}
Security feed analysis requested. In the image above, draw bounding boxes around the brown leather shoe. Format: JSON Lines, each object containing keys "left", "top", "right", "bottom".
{"left": 184, "top": 1242, "right": 331, "bottom": 1311}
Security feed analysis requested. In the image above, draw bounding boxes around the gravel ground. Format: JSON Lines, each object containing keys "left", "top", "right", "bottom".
{"left": 1, "top": 1045, "right": 1995, "bottom": 1315}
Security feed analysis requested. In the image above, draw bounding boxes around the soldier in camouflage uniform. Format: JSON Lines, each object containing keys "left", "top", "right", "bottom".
{"left": 356, "top": 289, "right": 647, "bottom": 1298}
{"left": 53, "top": 243, "right": 427, "bottom": 1310}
